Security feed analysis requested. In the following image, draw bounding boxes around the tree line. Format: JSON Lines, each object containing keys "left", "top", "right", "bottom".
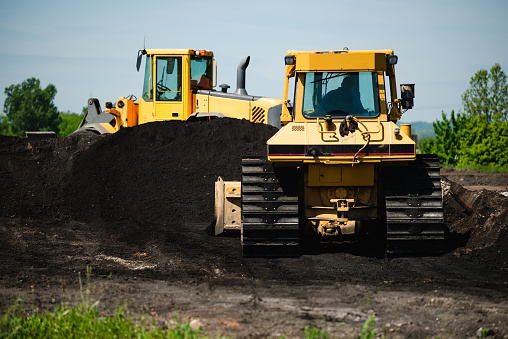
{"left": 419, "top": 64, "right": 508, "bottom": 170}
{"left": 1, "top": 78, "right": 84, "bottom": 137}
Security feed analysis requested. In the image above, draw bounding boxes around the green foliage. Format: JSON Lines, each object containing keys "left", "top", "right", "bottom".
{"left": 0, "top": 302, "right": 203, "bottom": 339}
{"left": 421, "top": 64, "right": 508, "bottom": 170}
{"left": 420, "top": 110, "right": 508, "bottom": 169}
{"left": 1, "top": 267, "right": 211, "bottom": 339}
{"left": 58, "top": 111, "right": 84, "bottom": 137}
{"left": 2, "top": 78, "right": 61, "bottom": 136}
{"left": 358, "top": 314, "right": 377, "bottom": 339}
{"left": 303, "top": 326, "right": 328, "bottom": 339}
{"left": 462, "top": 63, "right": 508, "bottom": 122}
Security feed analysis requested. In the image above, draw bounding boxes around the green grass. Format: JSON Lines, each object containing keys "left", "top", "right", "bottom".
{"left": 1, "top": 267, "right": 206, "bottom": 338}
{"left": 1, "top": 267, "right": 382, "bottom": 338}
{"left": 358, "top": 314, "right": 378, "bottom": 339}
{"left": 447, "top": 163, "right": 508, "bottom": 173}
{"left": 1, "top": 301, "right": 202, "bottom": 338}
{"left": 303, "top": 325, "right": 328, "bottom": 339}
{"left": 1, "top": 303, "right": 382, "bottom": 339}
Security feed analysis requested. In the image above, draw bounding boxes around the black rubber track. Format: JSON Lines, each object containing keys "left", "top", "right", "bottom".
{"left": 383, "top": 154, "right": 445, "bottom": 254}
{"left": 241, "top": 157, "right": 300, "bottom": 257}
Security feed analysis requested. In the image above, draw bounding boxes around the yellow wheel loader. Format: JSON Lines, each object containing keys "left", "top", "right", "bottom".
{"left": 215, "top": 49, "right": 445, "bottom": 257}
{"left": 76, "top": 49, "right": 283, "bottom": 134}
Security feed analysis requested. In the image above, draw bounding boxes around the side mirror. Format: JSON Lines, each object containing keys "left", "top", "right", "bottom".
{"left": 136, "top": 50, "right": 145, "bottom": 72}
{"left": 400, "top": 84, "right": 415, "bottom": 109}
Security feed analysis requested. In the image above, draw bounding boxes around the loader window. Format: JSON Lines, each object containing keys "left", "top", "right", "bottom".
{"left": 190, "top": 56, "right": 213, "bottom": 90}
{"left": 302, "top": 72, "right": 380, "bottom": 118}
{"left": 142, "top": 56, "right": 153, "bottom": 101}
{"left": 155, "top": 57, "right": 182, "bottom": 101}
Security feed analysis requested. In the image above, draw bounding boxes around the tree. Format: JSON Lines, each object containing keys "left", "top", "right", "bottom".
{"left": 2, "top": 78, "right": 61, "bottom": 136}
{"left": 462, "top": 63, "right": 508, "bottom": 123}
{"left": 58, "top": 111, "right": 85, "bottom": 137}
{"left": 421, "top": 64, "right": 508, "bottom": 170}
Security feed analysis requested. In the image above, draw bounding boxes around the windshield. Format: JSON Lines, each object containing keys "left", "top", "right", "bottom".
{"left": 302, "top": 72, "right": 380, "bottom": 118}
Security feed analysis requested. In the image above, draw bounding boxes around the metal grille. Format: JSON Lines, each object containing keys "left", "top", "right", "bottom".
{"left": 292, "top": 125, "right": 305, "bottom": 132}
{"left": 251, "top": 106, "right": 266, "bottom": 123}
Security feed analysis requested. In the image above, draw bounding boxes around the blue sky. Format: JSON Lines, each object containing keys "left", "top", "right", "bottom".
{"left": 1, "top": 0, "right": 507, "bottom": 122}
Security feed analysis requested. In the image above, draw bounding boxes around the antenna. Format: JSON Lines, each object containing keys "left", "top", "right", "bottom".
{"left": 136, "top": 36, "right": 148, "bottom": 72}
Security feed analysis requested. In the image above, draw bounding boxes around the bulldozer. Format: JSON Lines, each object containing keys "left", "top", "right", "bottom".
{"left": 214, "top": 48, "right": 445, "bottom": 257}
{"left": 75, "top": 49, "right": 283, "bottom": 134}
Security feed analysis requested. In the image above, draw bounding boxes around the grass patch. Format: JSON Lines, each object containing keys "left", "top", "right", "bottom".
{"left": 1, "top": 301, "right": 202, "bottom": 338}
{"left": 1, "top": 267, "right": 383, "bottom": 338}
{"left": 358, "top": 314, "right": 378, "bottom": 339}
{"left": 1, "top": 267, "right": 205, "bottom": 338}
{"left": 446, "top": 164, "right": 508, "bottom": 173}
{"left": 303, "top": 325, "right": 328, "bottom": 339}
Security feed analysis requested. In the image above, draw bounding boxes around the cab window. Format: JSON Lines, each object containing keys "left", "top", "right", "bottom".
{"left": 156, "top": 57, "right": 182, "bottom": 101}
{"left": 302, "top": 72, "right": 380, "bottom": 118}
{"left": 190, "top": 56, "right": 213, "bottom": 90}
{"left": 142, "top": 56, "right": 153, "bottom": 101}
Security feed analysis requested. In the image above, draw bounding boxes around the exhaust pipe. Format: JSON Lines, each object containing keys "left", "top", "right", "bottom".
{"left": 234, "top": 56, "right": 250, "bottom": 95}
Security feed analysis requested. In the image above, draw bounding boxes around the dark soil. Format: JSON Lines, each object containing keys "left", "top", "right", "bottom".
{"left": 1, "top": 119, "right": 507, "bottom": 338}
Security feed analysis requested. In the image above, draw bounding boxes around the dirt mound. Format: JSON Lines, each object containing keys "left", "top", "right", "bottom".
{"left": 1, "top": 119, "right": 277, "bottom": 227}
{"left": 2, "top": 121, "right": 508, "bottom": 337}
{"left": 442, "top": 178, "right": 508, "bottom": 269}
{"left": 1, "top": 121, "right": 507, "bottom": 269}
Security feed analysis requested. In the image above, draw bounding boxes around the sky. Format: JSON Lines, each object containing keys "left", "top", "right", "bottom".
{"left": 1, "top": 0, "right": 507, "bottom": 123}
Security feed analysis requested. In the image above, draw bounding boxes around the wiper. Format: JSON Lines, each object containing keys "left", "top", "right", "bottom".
{"left": 311, "top": 72, "right": 349, "bottom": 84}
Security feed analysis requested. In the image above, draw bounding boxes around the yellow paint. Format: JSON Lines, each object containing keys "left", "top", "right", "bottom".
{"left": 400, "top": 124, "right": 412, "bottom": 138}
{"left": 308, "top": 164, "right": 374, "bottom": 186}
{"left": 83, "top": 49, "right": 282, "bottom": 134}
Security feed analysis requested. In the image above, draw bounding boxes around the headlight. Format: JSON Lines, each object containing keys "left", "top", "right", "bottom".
{"left": 285, "top": 55, "right": 295, "bottom": 65}
{"left": 387, "top": 55, "right": 398, "bottom": 65}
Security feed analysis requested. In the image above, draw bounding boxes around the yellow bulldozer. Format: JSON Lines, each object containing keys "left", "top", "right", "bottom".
{"left": 215, "top": 48, "right": 445, "bottom": 257}
{"left": 75, "top": 49, "right": 283, "bottom": 134}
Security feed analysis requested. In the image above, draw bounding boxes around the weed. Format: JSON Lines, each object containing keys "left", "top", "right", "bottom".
{"left": 358, "top": 314, "right": 378, "bottom": 339}
{"left": 303, "top": 326, "right": 328, "bottom": 339}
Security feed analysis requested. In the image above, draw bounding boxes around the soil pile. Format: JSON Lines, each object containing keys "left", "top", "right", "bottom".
{"left": 442, "top": 178, "right": 508, "bottom": 269}
{"left": 0, "top": 119, "right": 277, "bottom": 227}
{"left": 2, "top": 120, "right": 508, "bottom": 337}
{"left": 0, "top": 119, "right": 507, "bottom": 269}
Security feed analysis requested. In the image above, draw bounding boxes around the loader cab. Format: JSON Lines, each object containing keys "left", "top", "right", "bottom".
{"left": 137, "top": 49, "right": 214, "bottom": 123}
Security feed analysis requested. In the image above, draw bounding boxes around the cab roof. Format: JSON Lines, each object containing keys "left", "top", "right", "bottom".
{"left": 286, "top": 49, "right": 395, "bottom": 72}
{"left": 143, "top": 49, "right": 213, "bottom": 57}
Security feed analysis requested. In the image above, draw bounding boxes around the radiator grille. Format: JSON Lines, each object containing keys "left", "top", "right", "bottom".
{"left": 292, "top": 125, "right": 305, "bottom": 132}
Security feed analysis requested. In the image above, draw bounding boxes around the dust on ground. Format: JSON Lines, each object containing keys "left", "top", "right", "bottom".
{"left": 1, "top": 119, "right": 507, "bottom": 338}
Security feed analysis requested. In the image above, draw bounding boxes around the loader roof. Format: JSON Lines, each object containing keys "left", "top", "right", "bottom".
{"left": 143, "top": 49, "right": 213, "bottom": 57}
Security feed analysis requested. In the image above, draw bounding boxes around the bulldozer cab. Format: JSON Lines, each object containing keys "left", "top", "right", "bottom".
{"left": 281, "top": 49, "right": 407, "bottom": 124}
{"left": 137, "top": 49, "right": 214, "bottom": 122}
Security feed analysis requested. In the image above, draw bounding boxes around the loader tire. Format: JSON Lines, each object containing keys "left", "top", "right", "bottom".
{"left": 241, "top": 157, "right": 300, "bottom": 257}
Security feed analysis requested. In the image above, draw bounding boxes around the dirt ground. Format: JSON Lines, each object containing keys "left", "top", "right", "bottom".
{"left": 1, "top": 119, "right": 507, "bottom": 338}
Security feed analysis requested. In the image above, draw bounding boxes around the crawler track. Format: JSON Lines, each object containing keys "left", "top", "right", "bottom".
{"left": 383, "top": 154, "right": 445, "bottom": 254}
{"left": 241, "top": 157, "right": 300, "bottom": 257}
